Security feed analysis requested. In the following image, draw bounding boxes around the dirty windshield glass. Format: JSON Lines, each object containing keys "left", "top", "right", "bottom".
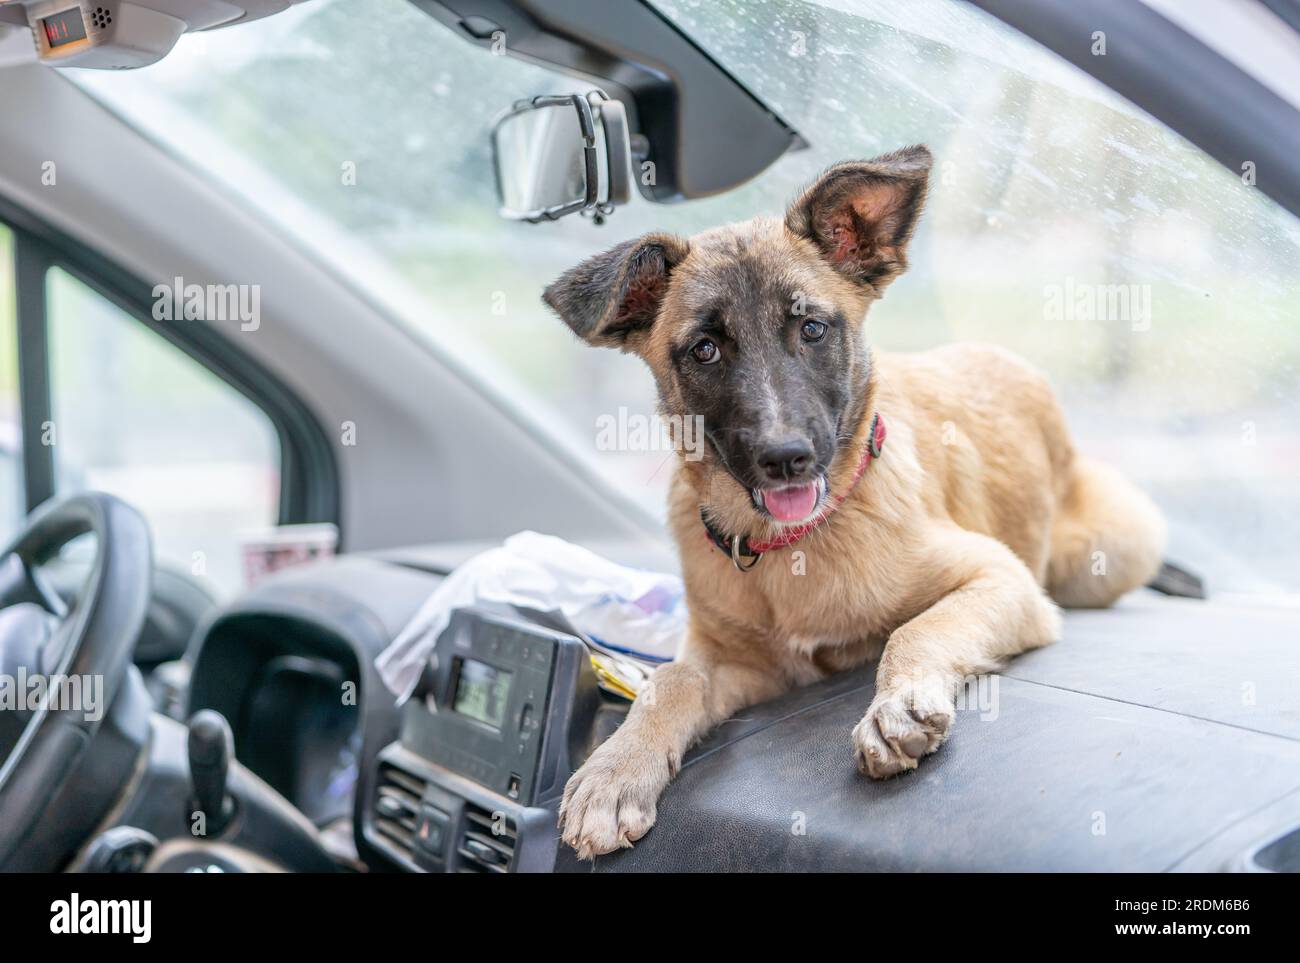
{"left": 72, "top": 0, "right": 1300, "bottom": 595}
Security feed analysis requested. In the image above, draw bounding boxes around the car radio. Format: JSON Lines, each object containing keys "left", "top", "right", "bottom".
{"left": 402, "top": 607, "right": 599, "bottom": 806}
{"left": 365, "top": 607, "right": 611, "bottom": 873}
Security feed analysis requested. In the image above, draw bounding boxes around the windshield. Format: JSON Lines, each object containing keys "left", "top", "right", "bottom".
{"left": 69, "top": 0, "right": 1300, "bottom": 596}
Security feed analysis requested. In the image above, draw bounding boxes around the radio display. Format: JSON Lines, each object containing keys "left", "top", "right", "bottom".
{"left": 41, "top": 9, "right": 88, "bottom": 48}
{"left": 451, "top": 658, "right": 513, "bottom": 730}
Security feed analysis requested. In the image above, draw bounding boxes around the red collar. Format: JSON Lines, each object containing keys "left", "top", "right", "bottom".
{"left": 700, "top": 412, "right": 886, "bottom": 571}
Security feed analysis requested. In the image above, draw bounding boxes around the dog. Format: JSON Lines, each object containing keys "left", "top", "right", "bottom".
{"left": 543, "top": 146, "right": 1166, "bottom": 860}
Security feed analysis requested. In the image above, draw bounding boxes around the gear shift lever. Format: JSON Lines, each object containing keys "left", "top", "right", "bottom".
{"left": 187, "top": 709, "right": 235, "bottom": 836}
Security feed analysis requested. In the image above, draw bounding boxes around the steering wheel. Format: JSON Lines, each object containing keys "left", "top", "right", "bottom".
{"left": 0, "top": 493, "right": 151, "bottom": 869}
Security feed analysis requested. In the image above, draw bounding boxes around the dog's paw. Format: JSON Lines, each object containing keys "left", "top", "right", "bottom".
{"left": 852, "top": 678, "right": 954, "bottom": 779}
{"left": 558, "top": 738, "right": 673, "bottom": 860}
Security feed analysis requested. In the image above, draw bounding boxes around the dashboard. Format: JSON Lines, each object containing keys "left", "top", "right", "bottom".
{"left": 184, "top": 546, "right": 1300, "bottom": 873}
{"left": 184, "top": 548, "right": 630, "bottom": 872}
{"left": 185, "top": 555, "right": 435, "bottom": 845}
{"left": 189, "top": 611, "right": 364, "bottom": 827}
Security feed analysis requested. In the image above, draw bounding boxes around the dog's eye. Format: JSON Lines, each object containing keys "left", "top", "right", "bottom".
{"left": 801, "top": 320, "right": 828, "bottom": 343}
{"left": 691, "top": 339, "right": 720, "bottom": 364}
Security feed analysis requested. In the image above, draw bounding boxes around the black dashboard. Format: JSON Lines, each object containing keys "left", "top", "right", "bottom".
{"left": 191, "top": 618, "right": 361, "bottom": 827}
{"left": 186, "top": 556, "right": 437, "bottom": 853}
{"left": 184, "top": 549, "right": 632, "bottom": 872}
{"left": 184, "top": 547, "right": 1300, "bottom": 874}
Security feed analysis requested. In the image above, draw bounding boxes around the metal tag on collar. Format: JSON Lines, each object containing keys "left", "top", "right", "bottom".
{"left": 731, "top": 535, "right": 762, "bottom": 572}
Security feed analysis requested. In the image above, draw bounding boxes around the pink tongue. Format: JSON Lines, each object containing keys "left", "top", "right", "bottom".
{"left": 762, "top": 482, "right": 819, "bottom": 521}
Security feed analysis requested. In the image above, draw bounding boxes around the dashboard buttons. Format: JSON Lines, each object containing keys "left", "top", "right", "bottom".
{"left": 463, "top": 838, "right": 506, "bottom": 867}
{"left": 416, "top": 805, "right": 449, "bottom": 855}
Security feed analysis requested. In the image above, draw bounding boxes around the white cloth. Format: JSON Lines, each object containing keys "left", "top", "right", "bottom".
{"left": 375, "top": 531, "right": 686, "bottom": 701}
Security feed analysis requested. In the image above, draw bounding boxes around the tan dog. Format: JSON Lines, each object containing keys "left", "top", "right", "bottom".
{"left": 544, "top": 146, "right": 1166, "bottom": 859}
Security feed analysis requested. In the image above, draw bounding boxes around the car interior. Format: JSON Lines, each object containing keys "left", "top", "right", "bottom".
{"left": 0, "top": 0, "right": 1298, "bottom": 876}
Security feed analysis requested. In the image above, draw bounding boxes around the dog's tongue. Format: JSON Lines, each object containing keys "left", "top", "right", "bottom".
{"left": 761, "top": 482, "right": 819, "bottom": 522}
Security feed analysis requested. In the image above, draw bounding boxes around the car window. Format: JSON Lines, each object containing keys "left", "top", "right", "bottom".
{"left": 0, "top": 226, "right": 21, "bottom": 537}
{"left": 46, "top": 267, "right": 280, "bottom": 593}
{"left": 68, "top": 0, "right": 1300, "bottom": 595}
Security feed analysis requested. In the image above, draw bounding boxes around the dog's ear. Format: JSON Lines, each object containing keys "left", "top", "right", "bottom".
{"left": 543, "top": 233, "right": 690, "bottom": 349}
{"left": 785, "top": 145, "right": 932, "bottom": 292}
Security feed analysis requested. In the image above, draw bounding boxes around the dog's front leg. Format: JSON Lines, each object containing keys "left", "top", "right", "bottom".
{"left": 560, "top": 649, "right": 782, "bottom": 859}
{"left": 854, "top": 528, "right": 1062, "bottom": 778}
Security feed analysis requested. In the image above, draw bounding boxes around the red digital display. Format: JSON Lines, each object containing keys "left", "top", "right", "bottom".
{"left": 41, "top": 8, "right": 88, "bottom": 48}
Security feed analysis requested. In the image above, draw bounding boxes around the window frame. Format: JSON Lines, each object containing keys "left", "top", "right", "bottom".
{"left": 0, "top": 194, "right": 340, "bottom": 537}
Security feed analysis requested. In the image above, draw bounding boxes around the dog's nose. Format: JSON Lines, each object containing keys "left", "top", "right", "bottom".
{"left": 757, "top": 438, "right": 815, "bottom": 481}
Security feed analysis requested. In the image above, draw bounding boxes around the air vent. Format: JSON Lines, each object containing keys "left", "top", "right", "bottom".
{"left": 457, "top": 803, "right": 516, "bottom": 873}
{"left": 91, "top": 6, "right": 113, "bottom": 29}
{"left": 372, "top": 764, "right": 426, "bottom": 862}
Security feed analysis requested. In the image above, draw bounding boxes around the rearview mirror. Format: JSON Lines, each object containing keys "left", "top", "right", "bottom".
{"left": 492, "top": 91, "right": 631, "bottom": 223}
